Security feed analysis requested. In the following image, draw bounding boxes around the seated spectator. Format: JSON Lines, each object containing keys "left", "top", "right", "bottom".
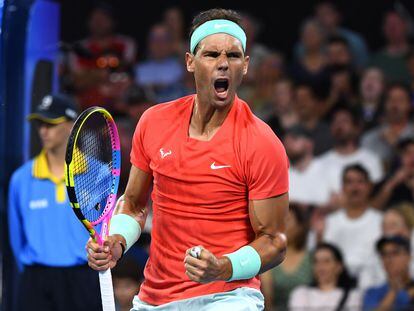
{"left": 293, "top": 82, "right": 333, "bottom": 156}
{"left": 135, "top": 23, "right": 185, "bottom": 103}
{"left": 261, "top": 204, "right": 313, "bottom": 311}
{"left": 244, "top": 51, "right": 286, "bottom": 120}
{"left": 266, "top": 79, "right": 298, "bottom": 136}
{"left": 323, "top": 164, "right": 384, "bottom": 289}
{"left": 358, "top": 67, "right": 386, "bottom": 130}
{"left": 324, "top": 64, "right": 360, "bottom": 120}
{"left": 373, "top": 137, "right": 414, "bottom": 210}
{"left": 318, "top": 106, "right": 384, "bottom": 197}
{"left": 361, "top": 83, "right": 414, "bottom": 167}
{"left": 289, "top": 243, "right": 361, "bottom": 310}
{"left": 326, "top": 36, "right": 354, "bottom": 68}
{"left": 369, "top": 10, "right": 411, "bottom": 84}
{"left": 382, "top": 204, "right": 414, "bottom": 277}
{"left": 239, "top": 12, "right": 270, "bottom": 84}
{"left": 112, "top": 255, "right": 144, "bottom": 311}
{"left": 162, "top": 7, "right": 186, "bottom": 56}
{"left": 114, "top": 83, "right": 155, "bottom": 193}
{"left": 313, "top": 1, "right": 369, "bottom": 68}
{"left": 363, "top": 235, "right": 414, "bottom": 310}
{"left": 66, "top": 3, "right": 136, "bottom": 110}
{"left": 283, "top": 125, "right": 331, "bottom": 207}
{"left": 290, "top": 19, "right": 331, "bottom": 97}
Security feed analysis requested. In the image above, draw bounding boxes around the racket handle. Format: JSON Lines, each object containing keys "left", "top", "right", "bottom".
{"left": 99, "top": 269, "right": 116, "bottom": 311}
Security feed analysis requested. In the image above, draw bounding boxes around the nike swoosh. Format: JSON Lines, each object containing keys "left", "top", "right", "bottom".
{"left": 214, "top": 24, "right": 230, "bottom": 29}
{"left": 211, "top": 162, "right": 231, "bottom": 170}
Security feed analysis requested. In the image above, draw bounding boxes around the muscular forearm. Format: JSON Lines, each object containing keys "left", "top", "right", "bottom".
{"left": 250, "top": 232, "right": 287, "bottom": 273}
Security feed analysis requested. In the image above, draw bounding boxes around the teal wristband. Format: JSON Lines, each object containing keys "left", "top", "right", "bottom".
{"left": 224, "top": 246, "right": 261, "bottom": 281}
{"left": 109, "top": 214, "right": 141, "bottom": 253}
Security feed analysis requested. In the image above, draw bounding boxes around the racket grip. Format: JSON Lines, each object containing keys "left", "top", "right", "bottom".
{"left": 99, "top": 269, "right": 116, "bottom": 311}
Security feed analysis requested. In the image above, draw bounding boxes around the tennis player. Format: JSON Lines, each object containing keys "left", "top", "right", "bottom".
{"left": 87, "top": 8, "right": 289, "bottom": 310}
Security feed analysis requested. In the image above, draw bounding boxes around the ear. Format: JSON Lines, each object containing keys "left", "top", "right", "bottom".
{"left": 186, "top": 52, "right": 195, "bottom": 73}
{"left": 243, "top": 55, "right": 250, "bottom": 76}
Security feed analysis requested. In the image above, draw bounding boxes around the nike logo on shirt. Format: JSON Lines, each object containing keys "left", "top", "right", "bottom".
{"left": 210, "top": 162, "right": 231, "bottom": 170}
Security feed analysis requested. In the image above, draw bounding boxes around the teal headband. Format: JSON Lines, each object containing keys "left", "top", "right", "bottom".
{"left": 190, "top": 19, "right": 247, "bottom": 54}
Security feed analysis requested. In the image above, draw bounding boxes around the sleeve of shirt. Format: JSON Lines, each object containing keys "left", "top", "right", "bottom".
{"left": 8, "top": 172, "right": 25, "bottom": 271}
{"left": 130, "top": 110, "right": 152, "bottom": 173}
{"left": 246, "top": 126, "right": 289, "bottom": 200}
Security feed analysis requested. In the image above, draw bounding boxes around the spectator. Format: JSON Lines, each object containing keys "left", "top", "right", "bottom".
{"left": 363, "top": 235, "right": 414, "bottom": 310}
{"left": 323, "top": 164, "right": 384, "bottom": 289}
{"left": 361, "top": 83, "right": 414, "bottom": 167}
{"left": 289, "top": 243, "right": 361, "bottom": 310}
{"left": 135, "top": 23, "right": 185, "bottom": 103}
{"left": 244, "top": 51, "right": 285, "bottom": 120}
{"left": 373, "top": 137, "right": 414, "bottom": 210}
{"left": 318, "top": 106, "right": 384, "bottom": 197}
{"left": 326, "top": 35, "right": 354, "bottom": 67}
{"left": 369, "top": 10, "right": 412, "bottom": 84}
{"left": 239, "top": 12, "right": 270, "bottom": 83}
{"left": 290, "top": 19, "right": 330, "bottom": 97}
{"left": 261, "top": 204, "right": 312, "bottom": 311}
{"left": 283, "top": 125, "right": 331, "bottom": 207}
{"left": 112, "top": 256, "right": 144, "bottom": 311}
{"left": 313, "top": 1, "right": 369, "bottom": 68}
{"left": 115, "top": 83, "right": 154, "bottom": 193}
{"left": 382, "top": 205, "right": 414, "bottom": 277}
{"left": 324, "top": 64, "right": 360, "bottom": 119}
{"left": 162, "top": 7, "right": 186, "bottom": 56}
{"left": 66, "top": 3, "right": 136, "bottom": 110}
{"left": 8, "top": 94, "right": 101, "bottom": 310}
{"left": 358, "top": 67, "right": 386, "bottom": 130}
{"left": 293, "top": 82, "right": 333, "bottom": 156}
{"left": 266, "top": 79, "right": 298, "bottom": 136}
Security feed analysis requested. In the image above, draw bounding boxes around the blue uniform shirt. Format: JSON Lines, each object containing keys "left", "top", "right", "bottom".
{"left": 363, "top": 283, "right": 413, "bottom": 310}
{"left": 8, "top": 151, "right": 89, "bottom": 270}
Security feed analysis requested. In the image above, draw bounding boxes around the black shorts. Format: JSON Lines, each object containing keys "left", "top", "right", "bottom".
{"left": 17, "top": 264, "right": 102, "bottom": 311}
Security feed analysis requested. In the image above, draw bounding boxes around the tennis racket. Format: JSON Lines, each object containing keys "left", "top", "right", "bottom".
{"left": 65, "top": 106, "right": 121, "bottom": 311}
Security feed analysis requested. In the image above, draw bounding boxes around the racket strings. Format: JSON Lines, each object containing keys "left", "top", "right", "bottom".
{"left": 72, "top": 113, "right": 115, "bottom": 223}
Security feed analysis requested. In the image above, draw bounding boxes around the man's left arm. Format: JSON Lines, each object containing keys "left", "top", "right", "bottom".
{"left": 247, "top": 193, "right": 288, "bottom": 272}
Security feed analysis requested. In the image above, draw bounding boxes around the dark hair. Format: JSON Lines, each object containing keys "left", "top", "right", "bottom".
{"left": 294, "top": 81, "right": 328, "bottom": 101}
{"left": 397, "top": 137, "right": 414, "bottom": 153}
{"left": 331, "top": 105, "right": 362, "bottom": 126}
{"left": 342, "top": 163, "right": 371, "bottom": 183}
{"left": 189, "top": 8, "right": 244, "bottom": 54}
{"left": 289, "top": 203, "right": 310, "bottom": 250}
{"left": 385, "top": 82, "right": 412, "bottom": 101}
{"left": 312, "top": 242, "right": 357, "bottom": 289}
{"left": 327, "top": 35, "right": 349, "bottom": 48}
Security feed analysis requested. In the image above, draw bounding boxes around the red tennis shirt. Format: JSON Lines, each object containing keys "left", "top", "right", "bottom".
{"left": 130, "top": 94, "right": 289, "bottom": 305}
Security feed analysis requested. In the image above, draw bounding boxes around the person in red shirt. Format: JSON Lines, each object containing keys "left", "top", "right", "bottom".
{"left": 87, "top": 8, "right": 289, "bottom": 310}
{"left": 65, "top": 3, "right": 136, "bottom": 110}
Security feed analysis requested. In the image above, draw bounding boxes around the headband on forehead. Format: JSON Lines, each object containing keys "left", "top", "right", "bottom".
{"left": 190, "top": 19, "right": 247, "bottom": 54}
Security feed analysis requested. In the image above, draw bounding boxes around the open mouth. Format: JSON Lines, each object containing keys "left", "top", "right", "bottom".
{"left": 214, "top": 78, "right": 229, "bottom": 99}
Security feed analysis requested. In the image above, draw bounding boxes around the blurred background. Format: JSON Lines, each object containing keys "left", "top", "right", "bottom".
{"left": 1, "top": 0, "right": 414, "bottom": 310}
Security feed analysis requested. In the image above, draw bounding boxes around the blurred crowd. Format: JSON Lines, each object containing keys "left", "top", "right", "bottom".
{"left": 57, "top": 2, "right": 414, "bottom": 310}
